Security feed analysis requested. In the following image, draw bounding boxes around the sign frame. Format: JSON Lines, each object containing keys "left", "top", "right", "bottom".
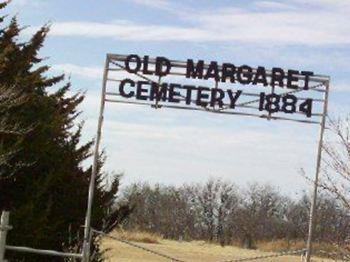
{"left": 82, "top": 54, "right": 330, "bottom": 262}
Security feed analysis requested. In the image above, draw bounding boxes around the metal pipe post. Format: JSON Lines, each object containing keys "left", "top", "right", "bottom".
{"left": 82, "top": 56, "right": 109, "bottom": 261}
{"left": 305, "top": 80, "right": 330, "bottom": 261}
{"left": 5, "top": 246, "right": 82, "bottom": 259}
{"left": 0, "top": 211, "right": 10, "bottom": 262}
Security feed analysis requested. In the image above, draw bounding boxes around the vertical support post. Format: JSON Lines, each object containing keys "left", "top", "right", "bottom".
{"left": 0, "top": 211, "right": 10, "bottom": 262}
{"left": 82, "top": 56, "right": 109, "bottom": 262}
{"left": 305, "top": 80, "right": 330, "bottom": 262}
{"left": 154, "top": 75, "right": 162, "bottom": 109}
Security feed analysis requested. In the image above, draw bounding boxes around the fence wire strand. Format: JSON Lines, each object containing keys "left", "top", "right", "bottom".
{"left": 219, "top": 249, "right": 306, "bottom": 262}
{"left": 92, "top": 229, "right": 187, "bottom": 262}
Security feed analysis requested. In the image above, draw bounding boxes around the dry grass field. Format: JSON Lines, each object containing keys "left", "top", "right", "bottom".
{"left": 101, "top": 231, "right": 333, "bottom": 262}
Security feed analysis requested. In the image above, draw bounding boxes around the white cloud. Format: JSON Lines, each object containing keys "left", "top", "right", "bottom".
{"left": 11, "top": 0, "right": 48, "bottom": 9}
{"left": 44, "top": 21, "right": 209, "bottom": 41}
{"left": 254, "top": 1, "right": 297, "bottom": 10}
{"left": 52, "top": 64, "right": 103, "bottom": 79}
{"left": 128, "top": 0, "right": 173, "bottom": 10}
{"left": 255, "top": 1, "right": 297, "bottom": 11}
{"left": 51, "top": 63, "right": 163, "bottom": 85}
{"left": 290, "top": 0, "right": 350, "bottom": 10}
{"left": 31, "top": 0, "right": 350, "bottom": 46}
{"left": 186, "top": 7, "right": 350, "bottom": 45}
{"left": 126, "top": 0, "right": 192, "bottom": 15}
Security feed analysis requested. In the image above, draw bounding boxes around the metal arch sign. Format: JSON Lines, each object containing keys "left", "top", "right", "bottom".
{"left": 82, "top": 53, "right": 330, "bottom": 262}
{"left": 103, "top": 54, "right": 329, "bottom": 125}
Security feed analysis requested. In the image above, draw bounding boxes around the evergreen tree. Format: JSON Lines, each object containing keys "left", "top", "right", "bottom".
{"left": 0, "top": 2, "right": 130, "bottom": 261}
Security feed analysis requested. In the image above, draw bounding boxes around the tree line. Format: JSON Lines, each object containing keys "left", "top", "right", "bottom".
{"left": 121, "top": 180, "right": 350, "bottom": 249}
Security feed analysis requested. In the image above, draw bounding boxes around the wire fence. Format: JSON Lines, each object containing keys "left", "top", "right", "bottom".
{"left": 93, "top": 228, "right": 350, "bottom": 262}
{"left": 93, "top": 229, "right": 320, "bottom": 262}
{"left": 2, "top": 211, "right": 348, "bottom": 262}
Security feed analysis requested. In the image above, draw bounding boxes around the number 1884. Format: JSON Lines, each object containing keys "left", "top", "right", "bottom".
{"left": 259, "top": 93, "right": 313, "bottom": 117}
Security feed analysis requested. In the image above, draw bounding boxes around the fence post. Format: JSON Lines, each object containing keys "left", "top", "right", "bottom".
{"left": 0, "top": 211, "right": 11, "bottom": 262}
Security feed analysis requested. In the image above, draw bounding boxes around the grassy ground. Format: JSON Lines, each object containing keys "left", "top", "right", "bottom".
{"left": 101, "top": 232, "right": 333, "bottom": 262}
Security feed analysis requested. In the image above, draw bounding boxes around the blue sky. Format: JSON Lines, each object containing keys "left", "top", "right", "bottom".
{"left": 7, "top": 0, "right": 350, "bottom": 194}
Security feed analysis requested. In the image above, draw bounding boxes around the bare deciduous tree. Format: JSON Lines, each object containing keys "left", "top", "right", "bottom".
{"left": 321, "top": 116, "right": 350, "bottom": 210}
